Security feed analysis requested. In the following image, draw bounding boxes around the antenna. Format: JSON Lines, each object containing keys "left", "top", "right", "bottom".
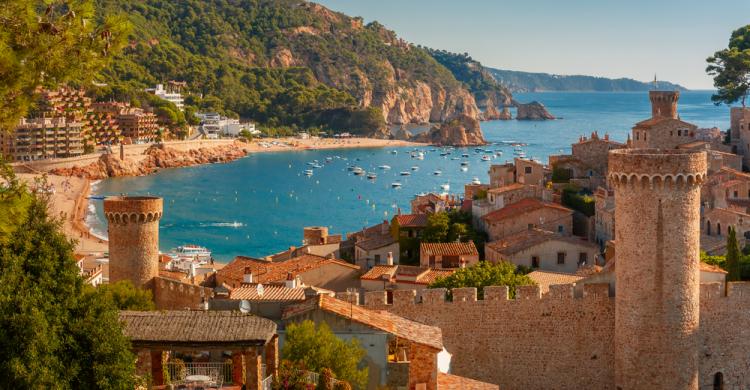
{"left": 653, "top": 74, "right": 658, "bottom": 89}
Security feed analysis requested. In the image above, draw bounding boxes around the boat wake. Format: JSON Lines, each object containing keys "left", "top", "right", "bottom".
{"left": 199, "top": 221, "right": 246, "bottom": 228}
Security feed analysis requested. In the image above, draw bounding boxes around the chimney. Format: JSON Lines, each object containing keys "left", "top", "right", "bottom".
{"left": 386, "top": 252, "right": 394, "bottom": 266}
{"left": 285, "top": 272, "right": 297, "bottom": 289}
{"left": 243, "top": 267, "right": 253, "bottom": 284}
{"left": 381, "top": 221, "right": 389, "bottom": 235}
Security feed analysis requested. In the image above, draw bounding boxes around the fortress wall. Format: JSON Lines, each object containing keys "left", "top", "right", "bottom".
{"left": 153, "top": 276, "right": 210, "bottom": 310}
{"left": 364, "top": 284, "right": 615, "bottom": 390}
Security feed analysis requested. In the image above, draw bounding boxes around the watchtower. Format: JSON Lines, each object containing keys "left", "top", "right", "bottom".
{"left": 649, "top": 90, "right": 679, "bottom": 119}
{"left": 103, "top": 196, "right": 163, "bottom": 288}
{"left": 608, "top": 149, "right": 706, "bottom": 389}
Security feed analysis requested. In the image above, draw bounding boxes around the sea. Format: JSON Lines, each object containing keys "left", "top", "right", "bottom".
{"left": 87, "top": 91, "right": 730, "bottom": 261}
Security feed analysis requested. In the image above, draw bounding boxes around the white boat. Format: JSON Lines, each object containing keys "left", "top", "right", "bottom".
{"left": 460, "top": 166, "right": 468, "bottom": 172}
{"left": 440, "top": 183, "right": 450, "bottom": 191}
{"left": 481, "top": 155, "right": 492, "bottom": 161}
{"left": 367, "top": 172, "right": 377, "bottom": 179}
{"left": 411, "top": 166, "right": 420, "bottom": 171}
{"left": 325, "top": 157, "right": 333, "bottom": 162}
{"left": 391, "top": 182, "right": 402, "bottom": 188}
{"left": 461, "top": 153, "right": 470, "bottom": 158}
{"left": 472, "top": 177, "right": 481, "bottom": 185}
{"left": 378, "top": 165, "right": 391, "bottom": 170}
{"left": 170, "top": 244, "right": 212, "bottom": 263}
{"left": 400, "top": 171, "right": 411, "bottom": 176}
{"left": 304, "top": 169, "right": 314, "bottom": 176}
{"left": 461, "top": 161, "right": 469, "bottom": 166}
{"left": 391, "top": 150, "right": 398, "bottom": 154}
{"left": 352, "top": 167, "right": 365, "bottom": 175}
{"left": 416, "top": 152, "right": 425, "bottom": 160}
{"left": 311, "top": 163, "right": 324, "bottom": 169}
{"left": 451, "top": 157, "right": 460, "bottom": 160}
{"left": 433, "top": 170, "right": 442, "bottom": 176}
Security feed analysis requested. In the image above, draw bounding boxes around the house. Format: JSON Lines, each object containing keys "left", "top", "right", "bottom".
{"left": 411, "top": 193, "right": 461, "bottom": 214}
{"left": 594, "top": 187, "right": 615, "bottom": 248}
{"left": 345, "top": 221, "right": 399, "bottom": 270}
{"left": 526, "top": 270, "right": 585, "bottom": 295}
{"left": 420, "top": 242, "right": 479, "bottom": 269}
{"left": 214, "top": 254, "right": 360, "bottom": 291}
{"left": 360, "top": 265, "right": 455, "bottom": 293}
{"left": 211, "top": 277, "right": 310, "bottom": 320}
{"left": 481, "top": 197, "right": 574, "bottom": 241}
{"left": 485, "top": 229, "right": 600, "bottom": 273}
{"left": 487, "top": 158, "right": 546, "bottom": 188}
{"left": 282, "top": 294, "right": 496, "bottom": 390}
{"left": 391, "top": 213, "right": 429, "bottom": 261}
{"left": 548, "top": 132, "right": 624, "bottom": 190}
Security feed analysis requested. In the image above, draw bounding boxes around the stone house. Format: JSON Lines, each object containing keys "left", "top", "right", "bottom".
{"left": 487, "top": 158, "right": 545, "bottom": 189}
{"left": 211, "top": 279, "right": 311, "bottom": 320}
{"left": 485, "top": 229, "right": 601, "bottom": 273}
{"left": 548, "top": 131, "right": 624, "bottom": 190}
{"left": 411, "top": 193, "right": 455, "bottom": 214}
{"left": 481, "top": 197, "right": 573, "bottom": 241}
{"left": 730, "top": 106, "right": 750, "bottom": 167}
{"left": 702, "top": 207, "right": 750, "bottom": 243}
{"left": 594, "top": 187, "right": 615, "bottom": 249}
{"left": 526, "top": 270, "right": 585, "bottom": 295}
{"left": 631, "top": 91, "right": 700, "bottom": 150}
{"left": 391, "top": 213, "right": 429, "bottom": 262}
{"left": 472, "top": 183, "right": 547, "bottom": 230}
{"left": 488, "top": 162, "right": 515, "bottom": 188}
{"left": 677, "top": 141, "right": 742, "bottom": 173}
{"left": 215, "top": 254, "right": 360, "bottom": 292}
{"left": 419, "top": 242, "right": 479, "bottom": 269}
{"left": 341, "top": 221, "right": 400, "bottom": 270}
{"left": 360, "top": 265, "right": 454, "bottom": 293}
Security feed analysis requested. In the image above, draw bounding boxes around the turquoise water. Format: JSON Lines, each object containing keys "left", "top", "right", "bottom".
{"left": 88, "top": 91, "right": 730, "bottom": 260}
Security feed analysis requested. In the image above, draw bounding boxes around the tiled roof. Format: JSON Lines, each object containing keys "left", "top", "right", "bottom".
{"left": 360, "top": 265, "right": 454, "bottom": 285}
{"left": 487, "top": 183, "right": 526, "bottom": 194}
{"left": 395, "top": 214, "right": 429, "bottom": 228}
{"left": 282, "top": 295, "right": 443, "bottom": 350}
{"left": 158, "top": 269, "right": 189, "bottom": 282}
{"left": 218, "top": 254, "right": 358, "bottom": 286}
{"left": 482, "top": 198, "right": 572, "bottom": 223}
{"left": 229, "top": 283, "right": 306, "bottom": 301}
{"left": 486, "top": 229, "right": 598, "bottom": 256}
{"left": 634, "top": 117, "right": 697, "bottom": 129}
{"left": 356, "top": 234, "right": 397, "bottom": 251}
{"left": 420, "top": 242, "right": 478, "bottom": 257}
{"left": 527, "top": 270, "right": 584, "bottom": 294}
{"left": 438, "top": 373, "right": 499, "bottom": 390}
{"left": 700, "top": 262, "right": 728, "bottom": 274}
{"left": 119, "top": 310, "right": 276, "bottom": 345}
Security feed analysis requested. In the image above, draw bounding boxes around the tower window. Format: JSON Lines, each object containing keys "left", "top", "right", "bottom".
{"left": 557, "top": 252, "right": 566, "bottom": 264}
{"left": 714, "top": 372, "right": 723, "bottom": 390}
{"left": 531, "top": 256, "right": 540, "bottom": 268}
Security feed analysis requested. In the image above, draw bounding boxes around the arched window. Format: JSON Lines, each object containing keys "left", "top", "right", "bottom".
{"left": 714, "top": 372, "right": 723, "bottom": 390}
{"left": 718, "top": 223, "right": 722, "bottom": 236}
{"left": 707, "top": 220, "right": 712, "bottom": 236}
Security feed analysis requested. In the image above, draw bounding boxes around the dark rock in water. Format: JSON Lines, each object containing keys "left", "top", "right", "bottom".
{"left": 414, "top": 115, "right": 486, "bottom": 146}
{"left": 516, "top": 101, "right": 555, "bottom": 120}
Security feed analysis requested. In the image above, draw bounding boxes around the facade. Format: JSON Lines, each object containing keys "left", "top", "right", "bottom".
{"left": 487, "top": 158, "right": 545, "bottom": 188}
{"left": 631, "top": 90, "right": 699, "bottom": 150}
{"left": 419, "top": 242, "right": 479, "bottom": 269}
{"left": 348, "top": 221, "right": 400, "bottom": 269}
{"left": 147, "top": 81, "right": 185, "bottom": 111}
{"left": 548, "top": 131, "right": 624, "bottom": 190}
{"left": 485, "top": 229, "right": 600, "bottom": 273}
{"left": 118, "top": 108, "right": 159, "bottom": 143}
{"left": 481, "top": 197, "right": 574, "bottom": 241}
{"left": 1, "top": 117, "right": 84, "bottom": 161}
{"left": 360, "top": 265, "right": 454, "bottom": 293}
{"left": 391, "top": 213, "right": 429, "bottom": 261}
{"left": 730, "top": 106, "right": 750, "bottom": 167}
{"left": 594, "top": 187, "right": 615, "bottom": 248}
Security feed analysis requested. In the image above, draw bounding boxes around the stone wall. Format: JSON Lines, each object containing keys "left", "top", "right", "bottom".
{"left": 153, "top": 276, "right": 210, "bottom": 310}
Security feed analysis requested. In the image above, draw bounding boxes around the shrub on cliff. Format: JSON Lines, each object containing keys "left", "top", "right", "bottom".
{"left": 429, "top": 261, "right": 535, "bottom": 299}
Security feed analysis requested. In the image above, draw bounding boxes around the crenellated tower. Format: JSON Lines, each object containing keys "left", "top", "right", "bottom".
{"left": 608, "top": 149, "right": 707, "bottom": 389}
{"left": 649, "top": 90, "right": 679, "bottom": 119}
{"left": 103, "top": 196, "right": 163, "bottom": 288}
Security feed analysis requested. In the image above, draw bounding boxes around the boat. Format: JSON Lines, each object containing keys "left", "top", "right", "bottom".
{"left": 440, "top": 183, "right": 450, "bottom": 191}
{"left": 352, "top": 167, "right": 365, "bottom": 175}
{"left": 461, "top": 153, "right": 470, "bottom": 158}
{"left": 472, "top": 177, "right": 481, "bottom": 185}
{"left": 433, "top": 170, "right": 442, "bottom": 176}
{"left": 461, "top": 161, "right": 469, "bottom": 166}
{"left": 451, "top": 157, "right": 460, "bottom": 160}
{"left": 400, "top": 171, "right": 411, "bottom": 176}
{"left": 391, "top": 150, "right": 398, "bottom": 154}
{"left": 481, "top": 155, "right": 492, "bottom": 161}
{"left": 416, "top": 152, "right": 425, "bottom": 160}
{"left": 460, "top": 166, "right": 468, "bottom": 172}
{"left": 474, "top": 148, "right": 484, "bottom": 152}
{"left": 411, "top": 166, "right": 420, "bottom": 171}
{"left": 325, "top": 157, "right": 333, "bottom": 162}
{"left": 367, "top": 172, "right": 377, "bottom": 179}
{"left": 495, "top": 151, "right": 503, "bottom": 157}
{"left": 311, "top": 163, "right": 324, "bottom": 169}
{"left": 440, "top": 151, "right": 450, "bottom": 156}
{"left": 304, "top": 169, "right": 314, "bottom": 176}
{"left": 347, "top": 165, "right": 356, "bottom": 171}
{"left": 169, "top": 245, "right": 212, "bottom": 263}
{"left": 391, "top": 182, "right": 402, "bottom": 188}
{"left": 378, "top": 165, "right": 391, "bottom": 170}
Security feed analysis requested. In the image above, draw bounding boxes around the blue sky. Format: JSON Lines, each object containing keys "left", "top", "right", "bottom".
{"left": 315, "top": 0, "right": 750, "bottom": 89}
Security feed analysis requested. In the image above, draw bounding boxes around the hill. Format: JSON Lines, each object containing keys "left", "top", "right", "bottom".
{"left": 488, "top": 68, "right": 688, "bottom": 93}
{"left": 93, "top": 0, "right": 484, "bottom": 136}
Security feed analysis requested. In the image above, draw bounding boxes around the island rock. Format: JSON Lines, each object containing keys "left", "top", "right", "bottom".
{"left": 499, "top": 107, "right": 512, "bottom": 120}
{"left": 515, "top": 101, "right": 555, "bottom": 120}
{"left": 415, "top": 115, "right": 486, "bottom": 146}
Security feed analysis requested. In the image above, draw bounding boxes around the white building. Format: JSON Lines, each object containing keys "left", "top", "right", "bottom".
{"left": 146, "top": 82, "right": 185, "bottom": 111}
{"left": 196, "top": 112, "right": 257, "bottom": 138}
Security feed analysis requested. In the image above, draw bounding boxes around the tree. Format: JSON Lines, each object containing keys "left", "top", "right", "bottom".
{"left": 428, "top": 261, "right": 535, "bottom": 299}
{"left": 282, "top": 320, "right": 368, "bottom": 389}
{"left": 0, "top": 166, "right": 137, "bottom": 388}
{"left": 0, "top": 0, "right": 130, "bottom": 131}
{"left": 706, "top": 25, "right": 750, "bottom": 107}
{"left": 726, "top": 227, "right": 742, "bottom": 281}
{"left": 85, "top": 280, "right": 155, "bottom": 311}
{"left": 422, "top": 212, "right": 450, "bottom": 242}
{"left": 239, "top": 129, "right": 254, "bottom": 142}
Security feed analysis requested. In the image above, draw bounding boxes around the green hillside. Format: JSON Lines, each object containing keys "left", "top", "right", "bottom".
{"left": 488, "top": 68, "right": 687, "bottom": 93}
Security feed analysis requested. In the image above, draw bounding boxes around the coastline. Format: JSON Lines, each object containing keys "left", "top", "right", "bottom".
{"left": 22, "top": 137, "right": 424, "bottom": 252}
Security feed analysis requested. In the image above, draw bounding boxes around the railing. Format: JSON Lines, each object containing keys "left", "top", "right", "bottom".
{"left": 165, "top": 361, "right": 232, "bottom": 385}
{"left": 261, "top": 374, "right": 273, "bottom": 390}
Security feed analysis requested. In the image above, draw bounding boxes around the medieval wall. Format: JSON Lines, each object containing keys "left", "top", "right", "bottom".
{"left": 153, "top": 276, "right": 210, "bottom": 310}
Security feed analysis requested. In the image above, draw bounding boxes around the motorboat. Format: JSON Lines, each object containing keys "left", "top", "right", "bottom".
{"left": 472, "top": 177, "right": 481, "bottom": 185}
{"left": 391, "top": 182, "right": 402, "bottom": 188}
{"left": 461, "top": 153, "right": 470, "bottom": 158}
{"left": 378, "top": 165, "right": 392, "bottom": 170}
{"left": 304, "top": 169, "right": 314, "bottom": 176}
{"left": 352, "top": 167, "right": 365, "bottom": 175}
{"left": 461, "top": 161, "right": 469, "bottom": 166}
{"left": 400, "top": 171, "right": 411, "bottom": 176}
{"left": 411, "top": 166, "right": 420, "bottom": 171}
{"left": 440, "top": 183, "right": 450, "bottom": 191}
{"left": 433, "top": 170, "right": 442, "bottom": 176}
{"left": 367, "top": 172, "right": 377, "bottom": 179}
{"left": 169, "top": 244, "right": 212, "bottom": 263}
{"left": 481, "top": 155, "right": 492, "bottom": 161}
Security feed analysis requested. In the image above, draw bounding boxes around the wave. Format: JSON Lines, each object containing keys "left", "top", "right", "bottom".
{"left": 198, "top": 222, "right": 246, "bottom": 228}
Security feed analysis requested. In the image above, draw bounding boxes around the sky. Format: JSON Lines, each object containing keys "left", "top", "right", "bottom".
{"left": 315, "top": 0, "right": 750, "bottom": 90}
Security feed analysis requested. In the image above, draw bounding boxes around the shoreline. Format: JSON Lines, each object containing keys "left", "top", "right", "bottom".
{"left": 25, "top": 137, "right": 424, "bottom": 253}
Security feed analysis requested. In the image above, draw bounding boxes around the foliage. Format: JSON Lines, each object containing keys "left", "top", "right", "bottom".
{"left": 282, "top": 320, "right": 368, "bottom": 389}
{"left": 421, "top": 210, "right": 488, "bottom": 258}
{"left": 333, "top": 382, "right": 352, "bottom": 390}
{"left": 85, "top": 280, "right": 155, "bottom": 310}
{"left": 726, "top": 227, "right": 742, "bottom": 281}
{"left": 429, "top": 261, "right": 536, "bottom": 299}
{"left": 424, "top": 48, "right": 511, "bottom": 107}
{"left": 273, "top": 360, "right": 313, "bottom": 390}
{"left": 561, "top": 185, "right": 595, "bottom": 217}
{"left": 700, "top": 250, "right": 750, "bottom": 281}
{"left": 422, "top": 212, "right": 451, "bottom": 242}
{"left": 318, "top": 367, "right": 335, "bottom": 390}
{"left": 0, "top": 162, "right": 33, "bottom": 243}
{"left": 488, "top": 68, "right": 687, "bottom": 93}
{"left": 707, "top": 25, "right": 750, "bottom": 106}
{"left": 238, "top": 129, "right": 254, "bottom": 142}
{"left": 473, "top": 188, "right": 487, "bottom": 200}
{"left": 0, "top": 0, "right": 130, "bottom": 131}
{"left": 0, "top": 165, "right": 136, "bottom": 388}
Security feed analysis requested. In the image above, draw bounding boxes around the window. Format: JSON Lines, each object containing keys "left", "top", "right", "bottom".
{"left": 714, "top": 372, "right": 724, "bottom": 390}
{"left": 707, "top": 220, "right": 712, "bottom": 236}
{"left": 557, "top": 252, "right": 566, "bottom": 264}
{"left": 718, "top": 223, "right": 722, "bottom": 236}
{"left": 374, "top": 254, "right": 381, "bottom": 263}
{"left": 734, "top": 191, "right": 739, "bottom": 198}
{"left": 558, "top": 225, "right": 564, "bottom": 233}
{"left": 579, "top": 252, "right": 588, "bottom": 265}
{"left": 670, "top": 131, "right": 673, "bottom": 136}
{"left": 524, "top": 166, "right": 532, "bottom": 174}
{"left": 528, "top": 223, "right": 534, "bottom": 230}
{"left": 677, "top": 130, "right": 682, "bottom": 136}
{"left": 531, "top": 256, "right": 540, "bottom": 268}
{"left": 635, "top": 132, "right": 639, "bottom": 141}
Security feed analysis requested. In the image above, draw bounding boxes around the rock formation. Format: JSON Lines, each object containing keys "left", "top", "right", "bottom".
{"left": 414, "top": 115, "right": 486, "bottom": 146}
{"left": 499, "top": 107, "right": 512, "bottom": 120}
{"left": 51, "top": 143, "right": 249, "bottom": 180}
{"left": 482, "top": 104, "right": 502, "bottom": 121}
{"left": 515, "top": 101, "right": 555, "bottom": 120}
{"left": 392, "top": 126, "right": 414, "bottom": 141}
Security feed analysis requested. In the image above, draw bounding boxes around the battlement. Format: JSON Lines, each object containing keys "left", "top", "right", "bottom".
{"left": 700, "top": 281, "right": 750, "bottom": 302}
{"left": 609, "top": 149, "right": 706, "bottom": 176}
{"left": 363, "top": 283, "right": 613, "bottom": 307}
{"left": 103, "top": 196, "right": 163, "bottom": 224}
{"left": 649, "top": 90, "right": 679, "bottom": 119}
{"left": 153, "top": 276, "right": 211, "bottom": 310}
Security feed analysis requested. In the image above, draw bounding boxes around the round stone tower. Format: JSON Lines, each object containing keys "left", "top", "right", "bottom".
{"left": 649, "top": 90, "right": 679, "bottom": 119}
{"left": 103, "top": 196, "right": 163, "bottom": 288}
{"left": 608, "top": 149, "right": 706, "bottom": 390}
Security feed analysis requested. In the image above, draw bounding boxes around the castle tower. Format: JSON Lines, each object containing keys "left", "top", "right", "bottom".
{"left": 608, "top": 149, "right": 706, "bottom": 389}
{"left": 103, "top": 196, "right": 163, "bottom": 288}
{"left": 649, "top": 90, "right": 679, "bottom": 119}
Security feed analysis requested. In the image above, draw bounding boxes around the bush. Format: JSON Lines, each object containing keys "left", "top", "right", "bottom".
{"left": 561, "top": 185, "right": 595, "bottom": 217}
{"left": 319, "top": 368, "right": 335, "bottom": 390}
{"left": 551, "top": 167, "right": 572, "bottom": 183}
{"left": 333, "top": 381, "right": 352, "bottom": 390}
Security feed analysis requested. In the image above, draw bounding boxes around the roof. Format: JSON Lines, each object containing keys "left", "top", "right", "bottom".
{"left": 282, "top": 295, "right": 443, "bottom": 350}
{"left": 527, "top": 270, "right": 584, "bottom": 294}
{"left": 482, "top": 198, "right": 572, "bottom": 223}
{"left": 700, "top": 262, "right": 728, "bottom": 274}
{"left": 356, "top": 234, "right": 397, "bottom": 251}
{"left": 486, "top": 229, "right": 598, "bottom": 256}
{"left": 119, "top": 311, "right": 277, "bottom": 347}
{"left": 487, "top": 183, "right": 526, "bottom": 195}
{"left": 394, "top": 213, "right": 429, "bottom": 228}
{"left": 438, "top": 373, "right": 499, "bottom": 390}
{"left": 360, "top": 265, "right": 454, "bottom": 285}
{"left": 218, "top": 254, "right": 359, "bottom": 286}
{"left": 633, "top": 116, "right": 697, "bottom": 129}
{"left": 420, "top": 242, "right": 478, "bottom": 257}
{"left": 229, "top": 283, "right": 307, "bottom": 301}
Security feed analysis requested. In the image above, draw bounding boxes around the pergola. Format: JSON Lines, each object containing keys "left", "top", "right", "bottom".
{"left": 120, "top": 310, "right": 278, "bottom": 389}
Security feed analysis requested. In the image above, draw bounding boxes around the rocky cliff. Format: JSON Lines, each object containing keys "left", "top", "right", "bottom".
{"left": 516, "top": 101, "right": 556, "bottom": 120}
{"left": 51, "top": 143, "right": 249, "bottom": 180}
{"left": 414, "top": 115, "right": 486, "bottom": 146}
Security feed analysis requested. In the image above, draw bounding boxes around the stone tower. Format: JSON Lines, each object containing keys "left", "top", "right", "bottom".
{"left": 608, "top": 149, "right": 706, "bottom": 389}
{"left": 103, "top": 196, "right": 163, "bottom": 288}
{"left": 649, "top": 90, "right": 679, "bottom": 119}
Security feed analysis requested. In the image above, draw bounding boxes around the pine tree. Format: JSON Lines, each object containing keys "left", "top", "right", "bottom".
{"left": 726, "top": 227, "right": 742, "bottom": 282}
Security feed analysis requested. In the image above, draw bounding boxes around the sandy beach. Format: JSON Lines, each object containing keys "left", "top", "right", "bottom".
{"left": 19, "top": 137, "right": 425, "bottom": 253}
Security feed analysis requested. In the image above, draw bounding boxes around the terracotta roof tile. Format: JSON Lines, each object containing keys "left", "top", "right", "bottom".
{"left": 482, "top": 198, "right": 572, "bottom": 223}
{"left": 420, "top": 242, "right": 478, "bottom": 257}
{"left": 438, "top": 373, "right": 499, "bottom": 390}
{"left": 229, "top": 283, "right": 306, "bottom": 301}
{"left": 282, "top": 295, "right": 443, "bottom": 350}
{"left": 527, "top": 270, "right": 584, "bottom": 294}
{"left": 395, "top": 214, "right": 429, "bottom": 228}
{"left": 218, "top": 254, "right": 358, "bottom": 286}
{"left": 486, "top": 229, "right": 598, "bottom": 256}
{"left": 487, "top": 183, "right": 526, "bottom": 194}
{"left": 360, "top": 265, "right": 454, "bottom": 285}
{"left": 700, "top": 262, "right": 728, "bottom": 274}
